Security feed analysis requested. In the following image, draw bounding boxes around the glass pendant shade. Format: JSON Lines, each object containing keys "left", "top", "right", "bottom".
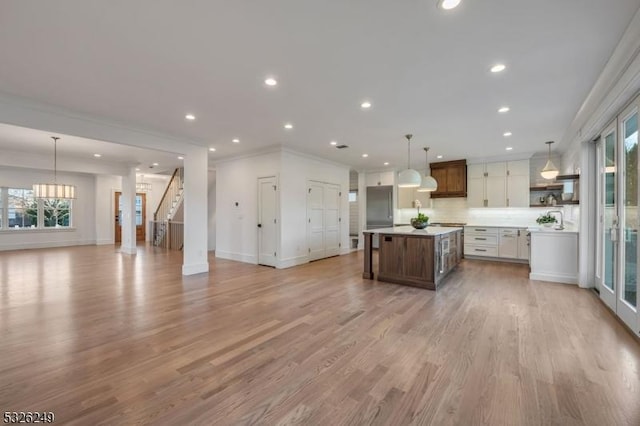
{"left": 136, "top": 182, "right": 152, "bottom": 192}
{"left": 33, "top": 136, "right": 77, "bottom": 199}
{"left": 398, "top": 169, "right": 422, "bottom": 187}
{"left": 398, "top": 134, "right": 421, "bottom": 188}
{"left": 540, "top": 141, "right": 559, "bottom": 180}
{"left": 33, "top": 183, "right": 76, "bottom": 199}
{"left": 417, "top": 147, "right": 438, "bottom": 192}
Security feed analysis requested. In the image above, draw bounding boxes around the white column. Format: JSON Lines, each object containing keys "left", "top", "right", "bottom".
{"left": 121, "top": 167, "right": 137, "bottom": 255}
{"left": 182, "top": 145, "right": 210, "bottom": 275}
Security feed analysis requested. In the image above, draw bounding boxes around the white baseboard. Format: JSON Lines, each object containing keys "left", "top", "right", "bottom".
{"left": 0, "top": 239, "right": 95, "bottom": 251}
{"left": 529, "top": 272, "right": 578, "bottom": 285}
{"left": 277, "top": 255, "right": 308, "bottom": 269}
{"left": 182, "top": 262, "right": 210, "bottom": 275}
{"left": 95, "top": 239, "right": 113, "bottom": 246}
{"left": 215, "top": 250, "right": 257, "bottom": 264}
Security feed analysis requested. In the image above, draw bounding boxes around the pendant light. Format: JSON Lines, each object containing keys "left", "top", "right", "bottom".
{"left": 136, "top": 175, "right": 152, "bottom": 192}
{"left": 417, "top": 147, "right": 438, "bottom": 192}
{"left": 540, "top": 141, "right": 559, "bottom": 180}
{"left": 397, "top": 134, "right": 422, "bottom": 188}
{"left": 33, "top": 137, "right": 76, "bottom": 199}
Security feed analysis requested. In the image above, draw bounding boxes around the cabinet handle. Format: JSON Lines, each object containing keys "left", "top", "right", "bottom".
{"left": 475, "top": 228, "right": 487, "bottom": 232}
{"left": 475, "top": 237, "right": 487, "bottom": 240}
{"left": 475, "top": 249, "right": 487, "bottom": 252}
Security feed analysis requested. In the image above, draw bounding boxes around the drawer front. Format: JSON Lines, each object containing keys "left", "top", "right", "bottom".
{"left": 466, "top": 235, "right": 498, "bottom": 245}
{"left": 464, "top": 226, "right": 499, "bottom": 236}
{"left": 464, "top": 245, "right": 498, "bottom": 257}
{"left": 500, "top": 228, "right": 519, "bottom": 235}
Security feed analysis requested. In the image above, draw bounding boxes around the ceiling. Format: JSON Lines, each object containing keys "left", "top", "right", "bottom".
{"left": 0, "top": 0, "right": 639, "bottom": 171}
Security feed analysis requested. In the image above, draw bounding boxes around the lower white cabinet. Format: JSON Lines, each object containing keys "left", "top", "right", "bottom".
{"left": 529, "top": 230, "right": 577, "bottom": 284}
{"left": 465, "top": 226, "right": 529, "bottom": 262}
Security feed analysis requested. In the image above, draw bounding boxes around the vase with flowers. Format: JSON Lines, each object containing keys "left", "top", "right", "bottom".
{"left": 410, "top": 200, "right": 429, "bottom": 229}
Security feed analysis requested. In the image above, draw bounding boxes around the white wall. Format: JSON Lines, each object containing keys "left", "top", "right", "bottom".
{"left": 215, "top": 151, "right": 281, "bottom": 264}
{"left": 208, "top": 170, "right": 216, "bottom": 251}
{"left": 0, "top": 166, "right": 96, "bottom": 250}
{"left": 280, "top": 150, "right": 350, "bottom": 267}
{"left": 215, "top": 148, "right": 350, "bottom": 268}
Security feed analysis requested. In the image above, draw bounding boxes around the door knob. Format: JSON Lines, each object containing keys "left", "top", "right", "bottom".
{"left": 257, "top": 224, "right": 262, "bottom": 228}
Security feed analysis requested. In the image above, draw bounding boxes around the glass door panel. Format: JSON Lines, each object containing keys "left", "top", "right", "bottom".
{"left": 622, "top": 111, "right": 638, "bottom": 310}
{"left": 598, "top": 125, "right": 617, "bottom": 310}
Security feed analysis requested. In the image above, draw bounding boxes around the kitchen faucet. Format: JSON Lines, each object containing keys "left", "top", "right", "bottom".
{"left": 546, "top": 210, "right": 564, "bottom": 230}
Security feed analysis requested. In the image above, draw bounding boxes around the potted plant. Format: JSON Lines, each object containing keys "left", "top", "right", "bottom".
{"left": 411, "top": 200, "right": 429, "bottom": 229}
{"left": 536, "top": 212, "right": 557, "bottom": 228}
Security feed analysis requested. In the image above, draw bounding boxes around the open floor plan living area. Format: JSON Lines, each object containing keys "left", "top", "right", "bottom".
{"left": 2, "top": 1, "right": 640, "bottom": 425}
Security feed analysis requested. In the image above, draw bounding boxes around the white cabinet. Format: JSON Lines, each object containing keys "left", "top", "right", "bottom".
{"left": 467, "top": 160, "right": 530, "bottom": 208}
{"left": 465, "top": 226, "right": 529, "bottom": 262}
{"left": 498, "top": 228, "right": 518, "bottom": 258}
{"left": 529, "top": 231, "right": 578, "bottom": 284}
{"left": 517, "top": 231, "right": 529, "bottom": 260}
{"left": 366, "top": 171, "right": 394, "bottom": 187}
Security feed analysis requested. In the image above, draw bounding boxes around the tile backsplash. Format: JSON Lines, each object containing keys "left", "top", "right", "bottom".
{"left": 396, "top": 198, "right": 577, "bottom": 227}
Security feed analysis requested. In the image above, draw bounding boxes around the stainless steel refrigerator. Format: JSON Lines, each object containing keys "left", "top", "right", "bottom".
{"left": 366, "top": 185, "right": 394, "bottom": 248}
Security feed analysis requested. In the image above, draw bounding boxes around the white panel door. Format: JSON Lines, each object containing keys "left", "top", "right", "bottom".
{"left": 324, "top": 183, "right": 341, "bottom": 257}
{"left": 258, "top": 176, "right": 278, "bottom": 267}
{"left": 467, "top": 164, "right": 485, "bottom": 207}
{"left": 486, "top": 162, "right": 507, "bottom": 207}
{"left": 307, "top": 181, "right": 325, "bottom": 261}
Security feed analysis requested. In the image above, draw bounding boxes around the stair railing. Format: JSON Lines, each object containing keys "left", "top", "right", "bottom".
{"left": 154, "top": 168, "right": 184, "bottom": 221}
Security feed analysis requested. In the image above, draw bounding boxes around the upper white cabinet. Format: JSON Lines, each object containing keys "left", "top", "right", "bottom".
{"left": 366, "top": 171, "right": 394, "bottom": 187}
{"left": 467, "top": 160, "right": 529, "bottom": 208}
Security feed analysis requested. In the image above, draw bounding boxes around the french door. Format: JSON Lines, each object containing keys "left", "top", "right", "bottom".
{"left": 598, "top": 95, "right": 639, "bottom": 335}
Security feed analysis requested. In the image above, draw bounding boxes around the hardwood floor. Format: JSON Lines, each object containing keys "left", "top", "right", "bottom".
{"left": 1, "top": 245, "right": 639, "bottom": 425}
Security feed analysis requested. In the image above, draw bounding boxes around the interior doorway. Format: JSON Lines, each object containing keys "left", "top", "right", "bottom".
{"left": 115, "top": 192, "right": 146, "bottom": 243}
{"left": 257, "top": 176, "right": 278, "bottom": 267}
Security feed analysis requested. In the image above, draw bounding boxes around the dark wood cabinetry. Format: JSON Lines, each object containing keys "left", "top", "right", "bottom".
{"left": 377, "top": 230, "right": 462, "bottom": 290}
{"left": 430, "top": 159, "right": 467, "bottom": 198}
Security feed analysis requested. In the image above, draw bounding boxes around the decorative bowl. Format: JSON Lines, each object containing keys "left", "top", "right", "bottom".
{"left": 411, "top": 219, "right": 428, "bottom": 229}
{"left": 543, "top": 223, "right": 554, "bottom": 228}
{"left": 561, "top": 192, "right": 573, "bottom": 201}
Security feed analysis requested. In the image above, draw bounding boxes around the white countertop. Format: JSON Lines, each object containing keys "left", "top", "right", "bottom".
{"left": 527, "top": 225, "right": 579, "bottom": 234}
{"left": 465, "top": 223, "right": 534, "bottom": 229}
{"left": 364, "top": 226, "right": 463, "bottom": 236}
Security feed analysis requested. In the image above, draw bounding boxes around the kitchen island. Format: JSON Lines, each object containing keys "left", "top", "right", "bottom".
{"left": 363, "top": 226, "right": 463, "bottom": 290}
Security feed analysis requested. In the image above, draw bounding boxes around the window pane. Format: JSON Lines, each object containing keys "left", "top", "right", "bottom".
{"left": 43, "top": 199, "right": 71, "bottom": 227}
{"left": 348, "top": 191, "right": 357, "bottom": 202}
{"left": 8, "top": 189, "right": 37, "bottom": 228}
{"left": 135, "top": 195, "right": 143, "bottom": 226}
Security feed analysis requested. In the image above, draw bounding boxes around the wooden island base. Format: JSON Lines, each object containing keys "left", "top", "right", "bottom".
{"left": 363, "top": 227, "right": 463, "bottom": 290}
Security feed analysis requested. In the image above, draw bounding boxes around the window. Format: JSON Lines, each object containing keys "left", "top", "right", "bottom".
{"left": 8, "top": 189, "right": 37, "bottom": 228}
{"left": 0, "top": 187, "right": 73, "bottom": 230}
{"left": 43, "top": 199, "right": 71, "bottom": 227}
{"left": 349, "top": 191, "right": 358, "bottom": 202}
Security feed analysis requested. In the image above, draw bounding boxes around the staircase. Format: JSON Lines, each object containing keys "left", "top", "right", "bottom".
{"left": 152, "top": 168, "right": 184, "bottom": 249}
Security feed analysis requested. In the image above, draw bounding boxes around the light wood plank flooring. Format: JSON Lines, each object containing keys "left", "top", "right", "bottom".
{"left": 1, "top": 245, "right": 639, "bottom": 425}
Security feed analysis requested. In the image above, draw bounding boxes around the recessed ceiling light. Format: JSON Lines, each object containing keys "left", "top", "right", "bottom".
{"left": 437, "top": 0, "right": 461, "bottom": 10}
{"left": 152, "top": 162, "right": 159, "bottom": 166}
{"left": 330, "top": 141, "right": 338, "bottom": 146}
{"left": 93, "top": 153, "right": 101, "bottom": 158}
{"left": 360, "top": 101, "right": 372, "bottom": 109}
{"left": 498, "top": 106, "right": 510, "bottom": 113}
{"left": 178, "top": 156, "right": 184, "bottom": 160}
{"left": 491, "top": 64, "right": 506, "bottom": 73}
{"left": 362, "top": 154, "right": 369, "bottom": 158}
{"left": 209, "top": 147, "right": 216, "bottom": 152}
{"left": 284, "top": 123, "right": 293, "bottom": 129}
{"left": 437, "top": 155, "right": 443, "bottom": 159}
{"left": 384, "top": 162, "right": 389, "bottom": 166}
{"left": 232, "top": 138, "right": 240, "bottom": 143}
{"left": 503, "top": 131, "right": 512, "bottom": 137}
{"left": 185, "top": 114, "right": 196, "bottom": 121}
{"left": 264, "top": 77, "right": 278, "bottom": 86}
{"left": 135, "top": 168, "right": 140, "bottom": 171}
{"left": 506, "top": 147, "right": 513, "bottom": 151}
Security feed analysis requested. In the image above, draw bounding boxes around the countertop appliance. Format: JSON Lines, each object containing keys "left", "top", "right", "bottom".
{"left": 366, "top": 185, "right": 394, "bottom": 248}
